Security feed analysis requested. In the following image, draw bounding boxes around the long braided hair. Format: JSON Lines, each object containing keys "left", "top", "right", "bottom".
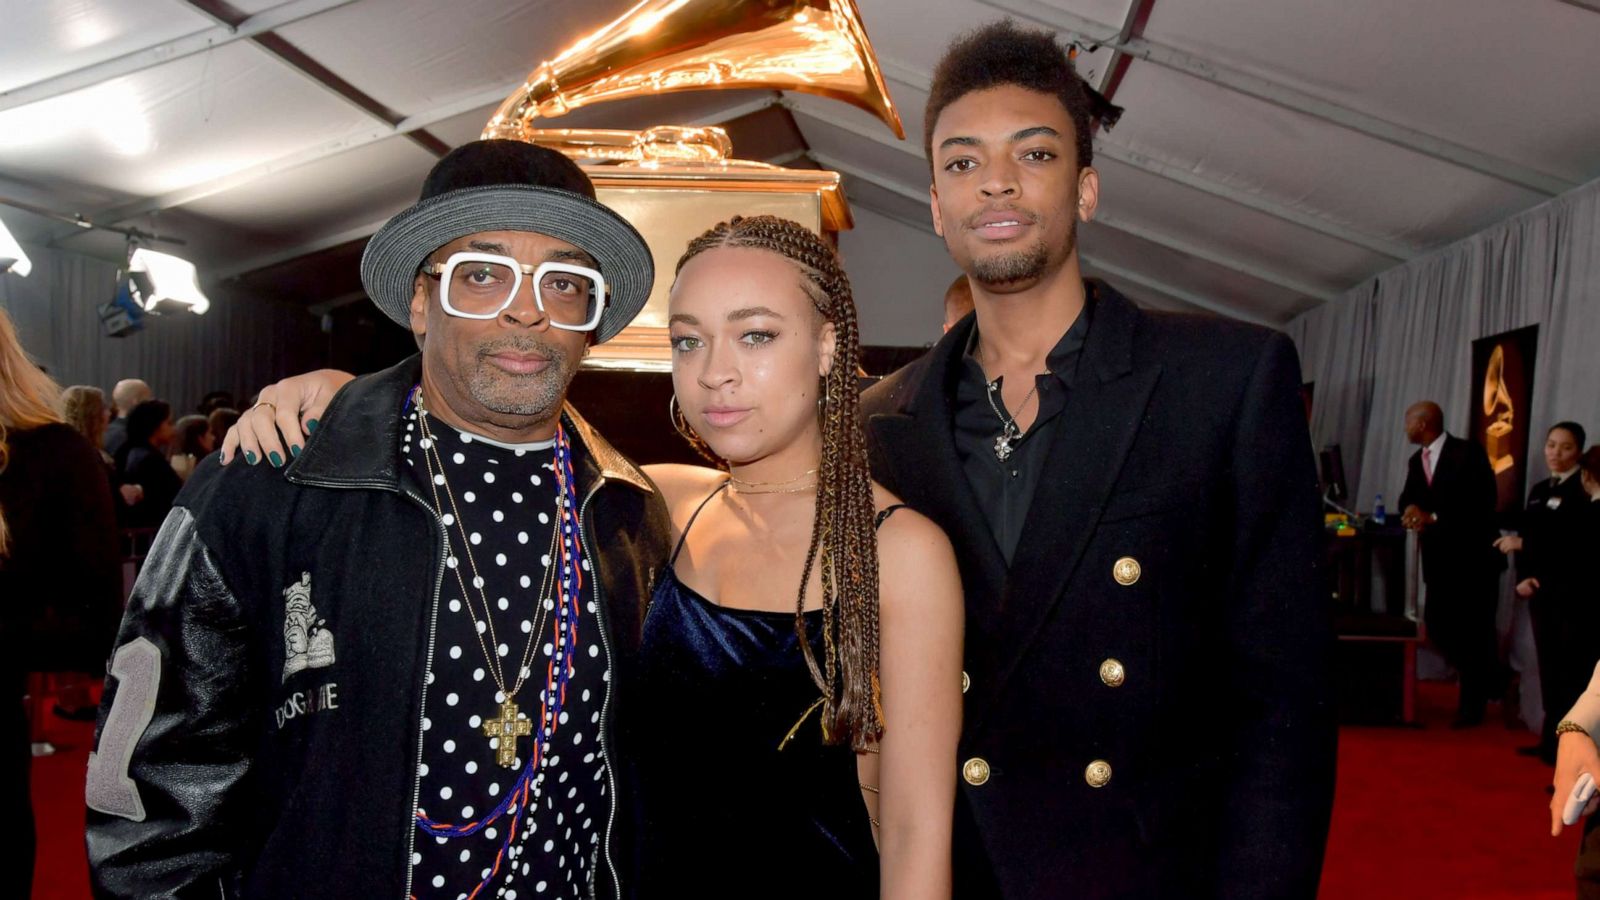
{"left": 675, "top": 215, "right": 884, "bottom": 749}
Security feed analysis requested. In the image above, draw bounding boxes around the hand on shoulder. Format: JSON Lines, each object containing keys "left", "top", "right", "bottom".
{"left": 220, "top": 369, "right": 355, "bottom": 466}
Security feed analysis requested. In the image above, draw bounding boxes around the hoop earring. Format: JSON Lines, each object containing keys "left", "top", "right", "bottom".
{"left": 669, "top": 395, "right": 698, "bottom": 444}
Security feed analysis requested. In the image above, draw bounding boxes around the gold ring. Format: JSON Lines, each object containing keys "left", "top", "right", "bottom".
{"left": 250, "top": 400, "right": 277, "bottom": 415}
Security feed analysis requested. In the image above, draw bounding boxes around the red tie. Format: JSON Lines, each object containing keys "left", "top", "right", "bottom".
{"left": 1422, "top": 447, "right": 1434, "bottom": 485}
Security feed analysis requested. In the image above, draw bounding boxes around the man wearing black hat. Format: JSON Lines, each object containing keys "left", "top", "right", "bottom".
{"left": 85, "top": 141, "right": 672, "bottom": 900}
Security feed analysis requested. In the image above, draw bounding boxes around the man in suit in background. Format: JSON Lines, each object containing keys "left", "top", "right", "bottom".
{"left": 103, "top": 378, "right": 152, "bottom": 458}
{"left": 861, "top": 20, "right": 1336, "bottom": 899}
{"left": 942, "top": 272, "right": 975, "bottom": 333}
{"left": 1398, "top": 400, "right": 1504, "bottom": 727}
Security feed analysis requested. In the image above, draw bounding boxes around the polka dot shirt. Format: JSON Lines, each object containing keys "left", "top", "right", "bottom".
{"left": 403, "top": 410, "right": 608, "bottom": 899}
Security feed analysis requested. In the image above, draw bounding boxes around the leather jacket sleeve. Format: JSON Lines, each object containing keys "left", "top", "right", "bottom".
{"left": 86, "top": 506, "right": 259, "bottom": 899}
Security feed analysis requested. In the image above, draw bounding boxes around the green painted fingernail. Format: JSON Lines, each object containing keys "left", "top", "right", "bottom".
{"left": 306, "top": 419, "right": 319, "bottom": 433}
{"left": 268, "top": 451, "right": 284, "bottom": 467}
{"left": 290, "top": 444, "right": 302, "bottom": 458}
{"left": 244, "top": 451, "right": 257, "bottom": 465}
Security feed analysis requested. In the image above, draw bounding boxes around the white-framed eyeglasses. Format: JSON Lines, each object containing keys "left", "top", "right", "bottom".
{"left": 421, "top": 251, "right": 607, "bottom": 331}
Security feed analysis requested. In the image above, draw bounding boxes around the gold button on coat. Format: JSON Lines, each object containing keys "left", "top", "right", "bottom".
{"left": 961, "top": 671, "right": 970, "bottom": 694}
{"left": 1099, "top": 658, "right": 1126, "bottom": 687}
{"left": 1085, "top": 759, "right": 1113, "bottom": 788}
{"left": 963, "top": 757, "right": 991, "bottom": 786}
{"left": 1113, "top": 557, "right": 1141, "bottom": 585}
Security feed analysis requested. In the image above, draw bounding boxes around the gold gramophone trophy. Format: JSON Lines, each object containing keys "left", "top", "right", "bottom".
{"left": 1482, "top": 344, "right": 1516, "bottom": 474}
{"left": 481, "top": 0, "right": 904, "bottom": 369}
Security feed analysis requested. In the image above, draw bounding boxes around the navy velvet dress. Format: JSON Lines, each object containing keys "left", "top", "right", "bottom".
{"left": 631, "top": 486, "right": 881, "bottom": 898}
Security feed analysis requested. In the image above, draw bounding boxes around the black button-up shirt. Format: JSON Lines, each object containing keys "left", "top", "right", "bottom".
{"left": 953, "top": 304, "right": 1092, "bottom": 564}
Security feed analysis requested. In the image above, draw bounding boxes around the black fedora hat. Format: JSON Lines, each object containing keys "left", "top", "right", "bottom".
{"left": 360, "top": 140, "right": 653, "bottom": 344}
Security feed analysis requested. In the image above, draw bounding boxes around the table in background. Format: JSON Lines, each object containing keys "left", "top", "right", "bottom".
{"left": 1327, "top": 523, "right": 1423, "bottom": 725}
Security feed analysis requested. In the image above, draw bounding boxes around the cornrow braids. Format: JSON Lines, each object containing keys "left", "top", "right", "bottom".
{"left": 675, "top": 215, "right": 884, "bottom": 749}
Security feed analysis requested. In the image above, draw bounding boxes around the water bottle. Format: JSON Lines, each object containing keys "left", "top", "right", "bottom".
{"left": 1373, "top": 493, "right": 1387, "bottom": 525}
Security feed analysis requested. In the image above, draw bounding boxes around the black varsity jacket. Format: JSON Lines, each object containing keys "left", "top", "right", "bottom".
{"left": 85, "top": 355, "right": 672, "bottom": 900}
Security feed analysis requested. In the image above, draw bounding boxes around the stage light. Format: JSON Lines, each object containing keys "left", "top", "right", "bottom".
{"left": 98, "top": 278, "right": 146, "bottom": 338}
{"left": 128, "top": 248, "right": 209, "bottom": 314}
{"left": 0, "top": 216, "right": 31, "bottom": 277}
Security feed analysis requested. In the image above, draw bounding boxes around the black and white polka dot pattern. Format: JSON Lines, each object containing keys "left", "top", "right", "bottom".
{"left": 404, "top": 410, "right": 608, "bottom": 899}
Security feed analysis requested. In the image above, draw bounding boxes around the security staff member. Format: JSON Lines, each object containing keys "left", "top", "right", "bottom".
{"left": 1501, "top": 422, "right": 1592, "bottom": 761}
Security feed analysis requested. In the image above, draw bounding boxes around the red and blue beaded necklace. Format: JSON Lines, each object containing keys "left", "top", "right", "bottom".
{"left": 408, "top": 387, "right": 588, "bottom": 899}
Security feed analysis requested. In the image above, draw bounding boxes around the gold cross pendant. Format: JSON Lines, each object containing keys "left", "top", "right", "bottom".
{"left": 481, "top": 699, "right": 533, "bottom": 769}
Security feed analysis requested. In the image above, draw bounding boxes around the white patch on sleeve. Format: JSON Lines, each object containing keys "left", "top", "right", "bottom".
{"left": 85, "top": 637, "right": 162, "bottom": 821}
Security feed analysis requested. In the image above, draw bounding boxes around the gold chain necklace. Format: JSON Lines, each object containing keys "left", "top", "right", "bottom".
{"left": 413, "top": 395, "right": 562, "bottom": 764}
{"left": 728, "top": 466, "right": 819, "bottom": 494}
{"left": 729, "top": 481, "right": 819, "bottom": 495}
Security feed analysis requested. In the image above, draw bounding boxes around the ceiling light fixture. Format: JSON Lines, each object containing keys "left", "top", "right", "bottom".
{"left": 128, "top": 248, "right": 210, "bottom": 315}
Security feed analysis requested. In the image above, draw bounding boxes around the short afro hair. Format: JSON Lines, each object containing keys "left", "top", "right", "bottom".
{"left": 924, "top": 20, "right": 1098, "bottom": 175}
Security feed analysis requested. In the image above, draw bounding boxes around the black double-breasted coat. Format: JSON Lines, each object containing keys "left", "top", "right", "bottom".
{"left": 861, "top": 283, "right": 1337, "bottom": 899}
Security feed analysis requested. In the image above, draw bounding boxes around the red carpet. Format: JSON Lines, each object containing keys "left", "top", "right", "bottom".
{"left": 1319, "top": 681, "right": 1580, "bottom": 899}
{"left": 30, "top": 704, "right": 93, "bottom": 900}
{"left": 26, "top": 681, "right": 1581, "bottom": 898}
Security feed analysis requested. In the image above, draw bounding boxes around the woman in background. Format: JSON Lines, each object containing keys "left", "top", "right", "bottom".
{"left": 1546, "top": 445, "right": 1600, "bottom": 895}
{"left": 169, "top": 413, "right": 213, "bottom": 481}
{"left": 63, "top": 386, "right": 143, "bottom": 510}
{"left": 61, "top": 386, "right": 112, "bottom": 465}
{"left": 0, "top": 309, "right": 121, "bottom": 896}
{"left": 1499, "top": 422, "right": 1590, "bottom": 762}
{"left": 113, "top": 400, "right": 181, "bottom": 528}
{"left": 56, "top": 385, "right": 131, "bottom": 718}
{"left": 206, "top": 406, "right": 240, "bottom": 455}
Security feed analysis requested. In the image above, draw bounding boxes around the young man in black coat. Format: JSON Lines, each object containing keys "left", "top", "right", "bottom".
{"left": 1397, "top": 400, "right": 1504, "bottom": 728}
{"left": 859, "top": 21, "right": 1336, "bottom": 900}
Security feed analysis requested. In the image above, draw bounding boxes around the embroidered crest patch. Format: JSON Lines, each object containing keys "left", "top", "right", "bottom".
{"left": 282, "top": 571, "right": 335, "bottom": 681}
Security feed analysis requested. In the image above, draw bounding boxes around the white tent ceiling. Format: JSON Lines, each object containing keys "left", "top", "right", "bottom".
{"left": 2, "top": 0, "right": 1598, "bottom": 344}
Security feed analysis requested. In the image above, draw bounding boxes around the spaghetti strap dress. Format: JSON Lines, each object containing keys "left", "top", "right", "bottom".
{"left": 629, "top": 482, "right": 905, "bottom": 898}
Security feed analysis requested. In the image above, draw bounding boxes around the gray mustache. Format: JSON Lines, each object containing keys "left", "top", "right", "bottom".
{"left": 476, "top": 337, "right": 565, "bottom": 361}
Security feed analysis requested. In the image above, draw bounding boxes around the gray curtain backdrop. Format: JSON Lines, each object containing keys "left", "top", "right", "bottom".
{"left": 1287, "top": 175, "right": 1600, "bottom": 512}
{"left": 0, "top": 242, "right": 325, "bottom": 414}
{"left": 1289, "top": 176, "right": 1600, "bottom": 731}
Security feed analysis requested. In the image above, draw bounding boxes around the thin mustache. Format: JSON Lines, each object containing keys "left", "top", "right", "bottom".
{"left": 478, "top": 338, "right": 562, "bottom": 361}
{"left": 964, "top": 207, "right": 1039, "bottom": 228}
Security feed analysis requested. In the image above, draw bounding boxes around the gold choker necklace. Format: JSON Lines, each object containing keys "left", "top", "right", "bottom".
{"left": 728, "top": 467, "right": 818, "bottom": 494}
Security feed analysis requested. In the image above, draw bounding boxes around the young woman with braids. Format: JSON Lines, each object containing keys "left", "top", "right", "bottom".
{"left": 633, "top": 215, "right": 963, "bottom": 896}
{"left": 221, "top": 215, "right": 964, "bottom": 897}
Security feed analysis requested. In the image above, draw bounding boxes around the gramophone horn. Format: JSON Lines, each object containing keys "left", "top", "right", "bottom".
{"left": 483, "top": 0, "right": 905, "bottom": 143}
